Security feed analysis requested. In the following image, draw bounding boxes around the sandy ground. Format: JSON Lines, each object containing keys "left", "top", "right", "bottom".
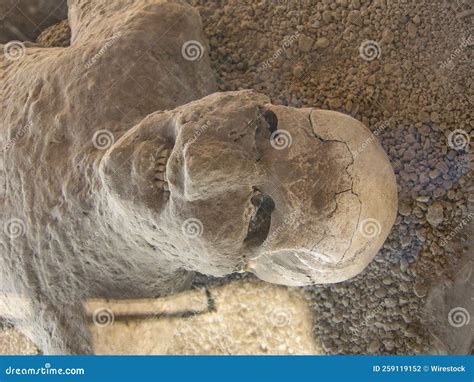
{"left": 1, "top": 279, "right": 320, "bottom": 355}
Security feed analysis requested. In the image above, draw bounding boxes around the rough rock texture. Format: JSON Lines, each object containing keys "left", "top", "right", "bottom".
{"left": 36, "top": 19, "right": 70, "bottom": 47}
{"left": 426, "top": 251, "right": 474, "bottom": 354}
{"left": 1, "top": 0, "right": 216, "bottom": 354}
{"left": 0, "top": 0, "right": 67, "bottom": 43}
{"left": 90, "top": 280, "right": 320, "bottom": 355}
{"left": 167, "top": 280, "right": 320, "bottom": 354}
{"left": 0, "top": 0, "right": 397, "bottom": 355}
{"left": 1, "top": 279, "right": 321, "bottom": 355}
{"left": 0, "top": 326, "right": 37, "bottom": 355}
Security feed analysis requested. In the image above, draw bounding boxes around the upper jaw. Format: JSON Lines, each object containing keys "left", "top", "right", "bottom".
{"left": 153, "top": 146, "right": 172, "bottom": 202}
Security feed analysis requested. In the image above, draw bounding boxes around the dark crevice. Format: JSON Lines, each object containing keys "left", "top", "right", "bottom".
{"left": 262, "top": 109, "right": 278, "bottom": 135}
{"left": 244, "top": 188, "right": 275, "bottom": 247}
{"left": 254, "top": 108, "right": 279, "bottom": 162}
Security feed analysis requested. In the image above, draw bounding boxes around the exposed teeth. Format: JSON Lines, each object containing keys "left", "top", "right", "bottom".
{"left": 155, "top": 172, "right": 166, "bottom": 181}
{"left": 156, "top": 157, "right": 168, "bottom": 165}
{"left": 155, "top": 147, "right": 171, "bottom": 198}
{"left": 160, "top": 149, "right": 171, "bottom": 158}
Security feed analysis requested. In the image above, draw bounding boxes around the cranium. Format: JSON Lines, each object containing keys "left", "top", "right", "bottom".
{"left": 0, "top": 0, "right": 397, "bottom": 354}
{"left": 101, "top": 90, "right": 398, "bottom": 287}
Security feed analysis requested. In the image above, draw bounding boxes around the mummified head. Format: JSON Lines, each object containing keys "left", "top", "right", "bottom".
{"left": 99, "top": 90, "right": 397, "bottom": 286}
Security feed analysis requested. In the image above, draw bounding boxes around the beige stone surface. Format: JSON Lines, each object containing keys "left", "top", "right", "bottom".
{"left": 1, "top": 279, "right": 321, "bottom": 355}
{"left": 168, "top": 280, "right": 319, "bottom": 355}
{"left": 0, "top": 328, "right": 37, "bottom": 355}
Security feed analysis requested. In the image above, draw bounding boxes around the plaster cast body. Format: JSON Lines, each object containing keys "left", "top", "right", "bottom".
{"left": 0, "top": 0, "right": 397, "bottom": 354}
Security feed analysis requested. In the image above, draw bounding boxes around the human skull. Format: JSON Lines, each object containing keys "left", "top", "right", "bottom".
{"left": 100, "top": 90, "right": 398, "bottom": 286}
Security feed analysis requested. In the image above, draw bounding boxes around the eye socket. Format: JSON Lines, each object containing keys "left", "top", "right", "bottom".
{"left": 244, "top": 189, "right": 275, "bottom": 247}
{"left": 255, "top": 109, "right": 279, "bottom": 161}
{"left": 263, "top": 109, "right": 278, "bottom": 137}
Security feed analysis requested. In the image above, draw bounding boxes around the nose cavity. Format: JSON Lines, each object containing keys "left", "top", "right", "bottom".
{"left": 244, "top": 189, "right": 275, "bottom": 247}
